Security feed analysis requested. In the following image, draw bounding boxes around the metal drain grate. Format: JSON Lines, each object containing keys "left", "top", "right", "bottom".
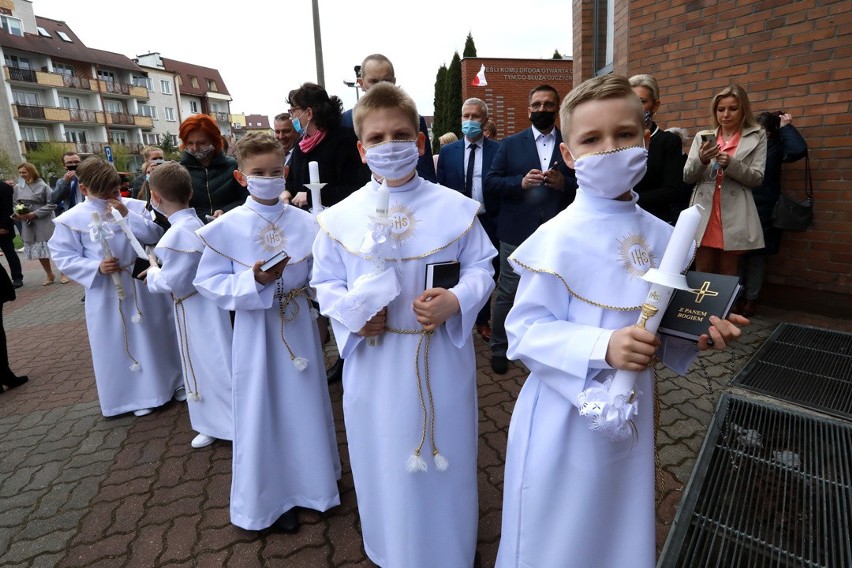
{"left": 659, "top": 394, "right": 852, "bottom": 568}
{"left": 731, "top": 324, "right": 852, "bottom": 420}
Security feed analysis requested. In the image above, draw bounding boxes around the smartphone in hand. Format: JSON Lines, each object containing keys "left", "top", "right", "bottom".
{"left": 701, "top": 134, "right": 717, "bottom": 147}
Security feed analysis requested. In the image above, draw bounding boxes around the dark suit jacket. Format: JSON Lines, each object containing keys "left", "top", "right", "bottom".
{"left": 484, "top": 127, "right": 576, "bottom": 246}
{"left": 437, "top": 137, "right": 500, "bottom": 239}
{"left": 634, "top": 123, "right": 685, "bottom": 224}
{"left": 0, "top": 181, "right": 15, "bottom": 236}
{"left": 341, "top": 109, "right": 437, "bottom": 182}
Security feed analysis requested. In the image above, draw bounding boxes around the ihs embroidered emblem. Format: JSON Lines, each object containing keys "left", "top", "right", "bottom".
{"left": 617, "top": 233, "right": 657, "bottom": 278}
{"left": 257, "top": 223, "right": 286, "bottom": 254}
{"left": 388, "top": 203, "right": 418, "bottom": 243}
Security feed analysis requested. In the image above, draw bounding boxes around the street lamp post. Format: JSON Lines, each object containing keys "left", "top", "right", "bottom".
{"left": 312, "top": 0, "right": 325, "bottom": 86}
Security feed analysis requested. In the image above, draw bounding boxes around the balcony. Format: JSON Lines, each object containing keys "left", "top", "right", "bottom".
{"left": 11, "top": 103, "right": 153, "bottom": 128}
{"left": 3, "top": 67, "right": 149, "bottom": 98}
{"left": 20, "top": 140, "right": 145, "bottom": 156}
{"left": 211, "top": 111, "right": 230, "bottom": 123}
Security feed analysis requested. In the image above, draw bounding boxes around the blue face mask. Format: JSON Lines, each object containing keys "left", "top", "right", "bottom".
{"left": 461, "top": 120, "right": 483, "bottom": 139}
{"left": 292, "top": 112, "right": 305, "bottom": 135}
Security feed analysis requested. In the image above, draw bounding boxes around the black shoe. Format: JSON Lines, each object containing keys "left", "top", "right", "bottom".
{"left": 12, "top": 279, "right": 22, "bottom": 288}
{"left": 326, "top": 358, "right": 344, "bottom": 385}
{"left": 274, "top": 508, "right": 300, "bottom": 533}
{"left": 0, "top": 374, "right": 28, "bottom": 388}
{"left": 491, "top": 355, "right": 508, "bottom": 374}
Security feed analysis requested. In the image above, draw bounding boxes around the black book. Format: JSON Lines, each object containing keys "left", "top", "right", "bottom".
{"left": 658, "top": 271, "right": 742, "bottom": 342}
{"left": 425, "top": 261, "right": 461, "bottom": 290}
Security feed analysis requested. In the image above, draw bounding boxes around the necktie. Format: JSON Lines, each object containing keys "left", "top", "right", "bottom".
{"left": 69, "top": 178, "right": 78, "bottom": 207}
{"left": 465, "top": 143, "right": 477, "bottom": 197}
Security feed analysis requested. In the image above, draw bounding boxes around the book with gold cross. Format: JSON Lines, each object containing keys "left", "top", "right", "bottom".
{"left": 657, "top": 271, "right": 742, "bottom": 342}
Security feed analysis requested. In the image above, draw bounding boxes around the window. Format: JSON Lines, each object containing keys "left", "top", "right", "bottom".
{"left": 104, "top": 99, "right": 124, "bottom": 113}
{"left": 207, "top": 79, "right": 217, "bottom": 91}
{"left": 142, "top": 133, "right": 160, "bottom": 145}
{"left": 65, "top": 129, "right": 88, "bottom": 143}
{"left": 190, "top": 76, "right": 199, "bottom": 88}
{"left": 4, "top": 54, "right": 31, "bottom": 70}
{"left": 593, "top": 0, "right": 614, "bottom": 75}
{"left": 160, "top": 79, "right": 172, "bottom": 94}
{"left": 110, "top": 131, "right": 128, "bottom": 145}
{"left": 98, "top": 69, "right": 116, "bottom": 83}
{"left": 210, "top": 103, "right": 219, "bottom": 114}
{"left": 12, "top": 91, "right": 39, "bottom": 106}
{"left": 138, "top": 104, "right": 157, "bottom": 119}
{"left": 132, "top": 76, "right": 149, "bottom": 88}
{"left": 164, "top": 107, "right": 175, "bottom": 122}
{"left": 56, "top": 31, "right": 72, "bottom": 42}
{"left": 1, "top": 16, "right": 23, "bottom": 37}
{"left": 189, "top": 101, "right": 199, "bottom": 114}
{"left": 36, "top": 26, "right": 51, "bottom": 38}
{"left": 54, "top": 62, "right": 74, "bottom": 76}
{"left": 21, "top": 127, "right": 48, "bottom": 142}
{"left": 60, "top": 96, "right": 82, "bottom": 109}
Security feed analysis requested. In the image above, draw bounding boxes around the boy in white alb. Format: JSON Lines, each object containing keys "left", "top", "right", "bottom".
{"left": 311, "top": 83, "right": 497, "bottom": 568}
{"left": 495, "top": 75, "right": 748, "bottom": 568}
{"left": 49, "top": 157, "right": 183, "bottom": 417}
{"left": 142, "top": 162, "right": 234, "bottom": 449}
{"left": 193, "top": 133, "right": 340, "bottom": 533}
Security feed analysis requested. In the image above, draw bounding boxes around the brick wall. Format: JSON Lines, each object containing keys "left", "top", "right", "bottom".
{"left": 574, "top": 0, "right": 852, "bottom": 305}
{"left": 461, "top": 58, "right": 573, "bottom": 139}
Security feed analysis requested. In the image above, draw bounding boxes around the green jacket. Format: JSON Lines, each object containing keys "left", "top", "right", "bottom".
{"left": 179, "top": 151, "right": 247, "bottom": 220}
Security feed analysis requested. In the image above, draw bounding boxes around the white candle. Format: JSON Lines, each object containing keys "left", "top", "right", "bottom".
{"left": 376, "top": 182, "right": 390, "bottom": 217}
{"left": 308, "top": 161, "right": 320, "bottom": 184}
{"left": 659, "top": 205, "right": 702, "bottom": 274}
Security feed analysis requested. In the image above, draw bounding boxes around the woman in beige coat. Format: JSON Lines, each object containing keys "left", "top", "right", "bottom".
{"left": 684, "top": 84, "right": 766, "bottom": 275}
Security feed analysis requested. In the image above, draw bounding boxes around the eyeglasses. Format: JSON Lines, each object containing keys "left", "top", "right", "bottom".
{"left": 529, "top": 102, "right": 557, "bottom": 111}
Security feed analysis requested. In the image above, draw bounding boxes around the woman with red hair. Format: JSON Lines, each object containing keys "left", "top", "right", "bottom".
{"left": 178, "top": 114, "right": 247, "bottom": 221}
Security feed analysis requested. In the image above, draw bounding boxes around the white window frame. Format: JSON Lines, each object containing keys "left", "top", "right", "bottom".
{"left": 4, "top": 54, "right": 31, "bottom": 70}
{"left": 160, "top": 79, "right": 172, "bottom": 94}
{"left": 189, "top": 101, "right": 199, "bottom": 114}
{"left": 54, "top": 62, "right": 74, "bottom": 76}
{"left": 65, "top": 129, "right": 88, "bottom": 143}
{"left": 164, "top": 107, "right": 176, "bottom": 122}
{"left": 110, "top": 131, "right": 128, "bottom": 145}
{"left": 12, "top": 90, "right": 39, "bottom": 106}
{"left": 138, "top": 104, "right": 158, "bottom": 119}
{"left": 142, "top": 133, "right": 160, "bottom": 145}
{"left": 593, "top": 0, "right": 615, "bottom": 75}
{"left": 56, "top": 31, "right": 72, "bottom": 42}
{"left": 21, "top": 126, "right": 48, "bottom": 142}
{"left": 1, "top": 16, "right": 23, "bottom": 37}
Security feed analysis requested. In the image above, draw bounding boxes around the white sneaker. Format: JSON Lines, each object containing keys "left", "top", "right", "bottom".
{"left": 191, "top": 434, "right": 216, "bottom": 448}
{"left": 133, "top": 408, "right": 152, "bottom": 417}
{"left": 174, "top": 387, "right": 187, "bottom": 402}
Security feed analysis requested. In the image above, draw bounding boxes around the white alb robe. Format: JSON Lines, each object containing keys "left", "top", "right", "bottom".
{"left": 312, "top": 176, "right": 496, "bottom": 568}
{"left": 194, "top": 198, "right": 340, "bottom": 530}
{"left": 49, "top": 197, "right": 182, "bottom": 416}
{"left": 147, "top": 208, "right": 234, "bottom": 441}
{"left": 496, "top": 191, "right": 698, "bottom": 568}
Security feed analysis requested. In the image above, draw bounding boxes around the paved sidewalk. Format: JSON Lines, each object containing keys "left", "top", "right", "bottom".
{"left": 1, "top": 256, "right": 850, "bottom": 567}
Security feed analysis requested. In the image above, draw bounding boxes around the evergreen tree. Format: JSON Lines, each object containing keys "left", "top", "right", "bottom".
{"left": 552, "top": 49, "right": 563, "bottom": 59}
{"left": 463, "top": 33, "right": 477, "bottom": 58}
{"left": 432, "top": 65, "right": 447, "bottom": 154}
{"left": 443, "top": 52, "right": 462, "bottom": 138}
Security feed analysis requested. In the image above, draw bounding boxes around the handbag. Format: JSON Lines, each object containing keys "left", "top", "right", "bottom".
{"left": 772, "top": 154, "right": 813, "bottom": 231}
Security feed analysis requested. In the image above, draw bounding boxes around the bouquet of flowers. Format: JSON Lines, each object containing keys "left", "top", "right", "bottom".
{"left": 13, "top": 202, "right": 29, "bottom": 216}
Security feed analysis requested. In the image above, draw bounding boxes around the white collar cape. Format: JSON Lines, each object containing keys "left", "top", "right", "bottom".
{"left": 317, "top": 176, "right": 480, "bottom": 261}
{"left": 509, "top": 189, "right": 679, "bottom": 312}
{"left": 53, "top": 197, "right": 145, "bottom": 232}
{"left": 156, "top": 208, "right": 204, "bottom": 254}
{"left": 195, "top": 198, "right": 315, "bottom": 268}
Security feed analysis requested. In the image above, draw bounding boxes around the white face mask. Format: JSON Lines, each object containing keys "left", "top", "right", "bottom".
{"left": 364, "top": 140, "right": 419, "bottom": 182}
{"left": 570, "top": 145, "right": 648, "bottom": 200}
{"left": 244, "top": 175, "right": 286, "bottom": 200}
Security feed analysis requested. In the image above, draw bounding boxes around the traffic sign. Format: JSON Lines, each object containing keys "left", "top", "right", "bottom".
{"left": 104, "top": 145, "right": 113, "bottom": 163}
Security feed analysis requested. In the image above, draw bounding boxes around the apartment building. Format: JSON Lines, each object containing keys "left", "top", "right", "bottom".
{"left": 0, "top": 0, "right": 153, "bottom": 162}
{"left": 131, "top": 52, "right": 181, "bottom": 147}
{"left": 232, "top": 113, "right": 271, "bottom": 141}
{"left": 157, "top": 56, "right": 233, "bottom": 141}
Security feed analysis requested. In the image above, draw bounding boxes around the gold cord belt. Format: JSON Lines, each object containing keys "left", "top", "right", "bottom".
{"left": 277, "top": 284, "right": 310, "bottom": 370}
{"left": 173, "top": 291, "right": 200, "bottom": 400}
{"left": 116, "top": 265, "right": 143, "bottom": 371}
{"left": 384, "top": 326, "right": 448, "bottom": 473}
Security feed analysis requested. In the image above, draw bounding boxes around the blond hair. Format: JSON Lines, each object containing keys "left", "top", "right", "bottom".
{"left": 628, "top": 74, "right": 660, "bottom": 102}
{"left": 559, "top": 75, "right": 644, "bottom": 141}
{"left": 235, "top": 132, "right": 285, "bottom": 169}
{"left": 141, "top": 145, "right": 162, "bottom": 161}
{"left": 17, "top": 162, "right": 40, "bottom": 181}
{"left": 352, "top": 82, "right": 419, "bottom": 141}
{"left": 711, "top": 84, "right": 757, "bottom": 130}
{"left": 439, "top": 132, "right": 458, "bottom": 146}
{"left": 76, "top": 157, "right": 120, "bottom": 197}
{"left": 149, "top": 162, "right": 192, "bottom": 204}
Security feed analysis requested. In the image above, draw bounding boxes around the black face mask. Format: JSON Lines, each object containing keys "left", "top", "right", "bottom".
{"left": 530, "top": 111, "right": 556, "bottom": 130}
{"left": 66, "top": 164, "right": 78, "bottom": 171}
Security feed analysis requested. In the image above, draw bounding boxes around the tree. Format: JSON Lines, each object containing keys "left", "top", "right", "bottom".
{"left": 159, "top": 132, "right": 181, "bottom": 160}
{"left": 443, "top": 52, "right": 462, "bottom": 138}
{"left": 110, "top": 144, "right": 132, "bottom": 172}
{"left": 0, "top": 148, "right": 17, "bottom": 181}
{"left": 552, "top": 49, "right": 563, "bottom": 59}
{"left": 25, "top": 142, "right": 67, "bottom": 181}
{"left": 463, "top": 33, "right": 477, "bottom": 58}
{"left": 432, "top": 65, "right": 448, "bottom": 154}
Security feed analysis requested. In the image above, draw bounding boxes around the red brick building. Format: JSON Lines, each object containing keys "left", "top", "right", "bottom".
{"left": 573, "top": 0, "right": 851, "bottom": 314}
{"left": 461, "top": 57, "right": 573, "bottom": 139}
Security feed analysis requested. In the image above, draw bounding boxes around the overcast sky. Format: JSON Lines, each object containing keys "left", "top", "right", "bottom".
{"left": 32, "top": 0, "right": 572, "bottom": 120}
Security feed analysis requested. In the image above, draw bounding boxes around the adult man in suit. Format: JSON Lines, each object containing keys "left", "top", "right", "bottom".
{"left": 340, "top": 53, "right": 436, "bottom": 182}
{"left": 0, "top": 180, "right": 23, "bottom": 288}
{"left": 437, "top": 97, "right": 500, "bottom": 341}
{"left": 51, "top": 151, "right": 82, "bottom": 215}
{"left": 484, "top": 84, "right": 576, "bottom": 374}
{"left": 273, "top": 112, "right": 298, "bottom": 166}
